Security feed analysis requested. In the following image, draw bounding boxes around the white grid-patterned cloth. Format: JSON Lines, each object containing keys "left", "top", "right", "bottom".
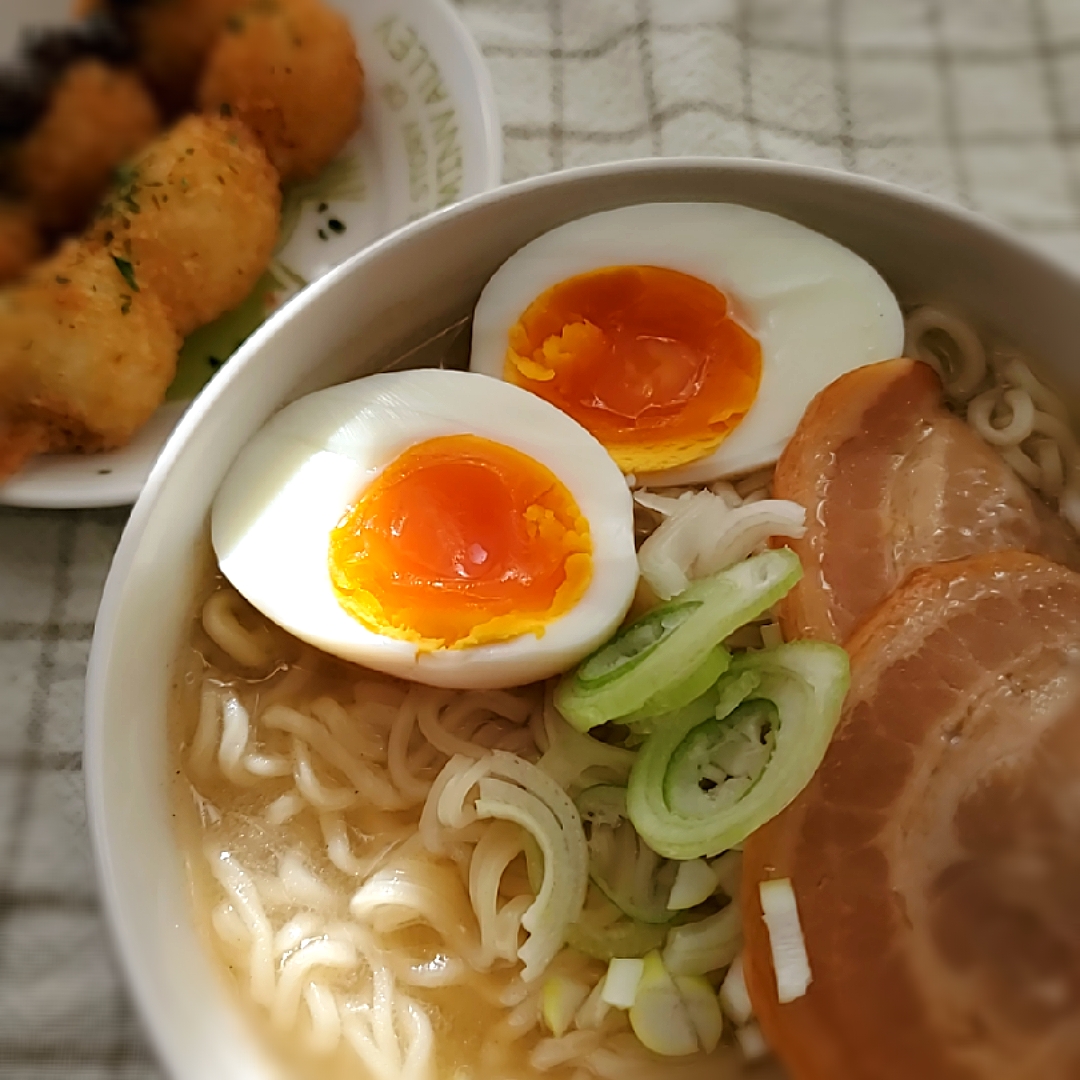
{"left": 2, "top": 1, "right": 1079, "bottom": 1075}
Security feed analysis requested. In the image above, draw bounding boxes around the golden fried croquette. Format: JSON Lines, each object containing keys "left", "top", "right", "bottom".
{"left": 198, "top": 0, "right": 363, "bottom": 183}
{"left": 90, "top": 113, "right": 282, "bottom": 337}
{"left": 75, "top": 0, "right": 250, "bottom": 114}
{"left": 0, "top": 240, "right": 181, "bottom": 476}
{"left": 0, "top": 203, "right": 42, "bottom": 286}
{"left": 17, "top": 59, "right": 160, "bottom": 233}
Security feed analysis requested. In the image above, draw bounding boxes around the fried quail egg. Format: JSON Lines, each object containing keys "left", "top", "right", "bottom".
{"left": 211, "top": 368, "right": 639, "bottom": 688}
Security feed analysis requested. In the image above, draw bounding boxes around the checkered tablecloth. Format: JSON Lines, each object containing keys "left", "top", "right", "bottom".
{"left": 2, "top": 1, "right": 1079, "bottom": 1076}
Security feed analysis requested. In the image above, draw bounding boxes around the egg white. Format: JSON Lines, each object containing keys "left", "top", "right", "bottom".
{"left": 211, "top": 368, "right": 639, "bottom": 689}
{"left": 468, "top": 202, "right": 904, "bottom": 484}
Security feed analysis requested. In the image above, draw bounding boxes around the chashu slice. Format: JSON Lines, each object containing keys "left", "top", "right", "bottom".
{"left": 773, "top": 358, "right": 1080, "bottom": 644}
{"left": 742, "top": 551, "right": 1080, "bottom": 1080}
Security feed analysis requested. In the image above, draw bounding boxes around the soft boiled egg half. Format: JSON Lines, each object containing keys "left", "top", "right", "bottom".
{"left": 469, "top": 202, "right": 905, "bottom": 485}
{"left": 211, "top": 369, "right": 638, "bottom": 689}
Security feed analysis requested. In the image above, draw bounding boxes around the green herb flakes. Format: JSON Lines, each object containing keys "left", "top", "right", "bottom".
{"left": 112, "top": 257, "right": 140, "bottom": 293}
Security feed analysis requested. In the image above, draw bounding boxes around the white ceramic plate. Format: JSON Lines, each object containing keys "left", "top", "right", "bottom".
{"left": 0, "top": 0, "right": 501, "bottom": 509}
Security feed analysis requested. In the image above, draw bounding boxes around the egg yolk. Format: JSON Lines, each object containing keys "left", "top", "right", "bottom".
{"left": 328, "top": 434, "right": 592, "bottom": 650}
{"left": 505, "top": 265, "right": 762, "bottom": 473}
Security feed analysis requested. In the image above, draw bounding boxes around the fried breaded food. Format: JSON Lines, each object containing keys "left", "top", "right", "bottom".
{"left": 198, "top": 0, "right": 363, "bottom": 182}
{"left": 17, "top": 59, "right": 160, "bottom": 233}
{"left": 76, "top": 0, "right": 250, "bottom": 114}
{"left": 90, "top": 113, "right": 282, "bottom": 337}
{"left": 0, "top": 240, "right": 181, "bottom": 477}
{"left": 0, "top": 203, "right": 42, "bottom": 285}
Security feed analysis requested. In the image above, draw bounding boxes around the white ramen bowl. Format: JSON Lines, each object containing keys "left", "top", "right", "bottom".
{"left": 85, "top": 158, "right": 1080, "bottom": 1080}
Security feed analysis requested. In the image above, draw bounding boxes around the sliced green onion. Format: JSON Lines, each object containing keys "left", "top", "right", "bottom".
{"left": 538, "top": 707, "right": 635, "bottom": 794}
{"left": 566, "top": 887, "right": 668, "bottom": 961}
{"left": 577, "top": 785, "right": 677, "bottom": 925}
{"left": 566, "top": 918, "right": 667, "bottom": 963}
{"left": 666, "top": 858, "right": 719, "bottom": 911}
{"left": 710, "top": 850, "right": 742, "bottom": 900}
{"left": 601, "top": 957, "right": 645, "bottom": 1008}
{"left": 574, "top": 979, "right": 611, "bottom": 1030}
{"left": 664, "top": 698, "right": 778, "bottom": 818}
{"left": 662, "top": 902, "right": 742, "bottom": 976}
{"left": 760, "top": 877, "right": 812, "bottom": 1003}
{"left": 674, "top": 974, "right": 724, "bottom": 1053}
{"left": 575, "top": 783, "right": 627, "bottom": 828}
{"left": 627, "top": 641, "right": 849, "bottom": 860}
{"left": 737, "top": 1021, "right": 770, "bottom": 1061}
{"left": 719, "top": 954, "right": 754, "bottom": 1025}
{"left": 616, "top": 645, "right": 731, "bottom": 731}
{"left": 576, "top": 601, "right": 700, "bottom": 685}
{"left": 523, "top": 831, "right": 544, "bottom": 895}
{"left": 556, "top": 549, "right": 803, "bottom": 732}
{"left": 542, "top": 974, "right": 590, "bottom": 1037}
{"left": 438, "top": 751, "right": 590, "bottom": 981}
{"left": 628, "top": 952, "right": 699, "bottom": 1057}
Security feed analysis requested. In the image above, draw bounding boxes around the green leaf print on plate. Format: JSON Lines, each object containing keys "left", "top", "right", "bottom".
{"left": 166, "top": 269, "right": 286, "bottom": 400}
{"left": 277, "top": 155, "right": 366, "bottom": 252}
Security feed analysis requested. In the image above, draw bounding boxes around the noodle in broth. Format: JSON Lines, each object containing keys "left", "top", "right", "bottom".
{"left": 174, "top": 488, "right": 781, "bottom": 1077}
{"left": 173, "top": 307, "right": 1078, "bottom": 1080}
{"left": 905, "top": 304, "right": 1080, "bottom": 529}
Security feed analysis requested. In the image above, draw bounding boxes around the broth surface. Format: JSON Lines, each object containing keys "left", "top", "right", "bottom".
{"left": 171, "top": 545, "right": 759, "bottom": 1080}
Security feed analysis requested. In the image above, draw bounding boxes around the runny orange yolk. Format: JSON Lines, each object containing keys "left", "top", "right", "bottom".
{"left": 328, "top": 434, "right": 592, "bottom": 650}
{"left": 505, "top": 265, "right": 762, "bottom": 474}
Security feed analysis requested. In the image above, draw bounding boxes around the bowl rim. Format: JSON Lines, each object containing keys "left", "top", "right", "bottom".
{"left": 84, "top": 154, "right": 1080, "bottom": 1075}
